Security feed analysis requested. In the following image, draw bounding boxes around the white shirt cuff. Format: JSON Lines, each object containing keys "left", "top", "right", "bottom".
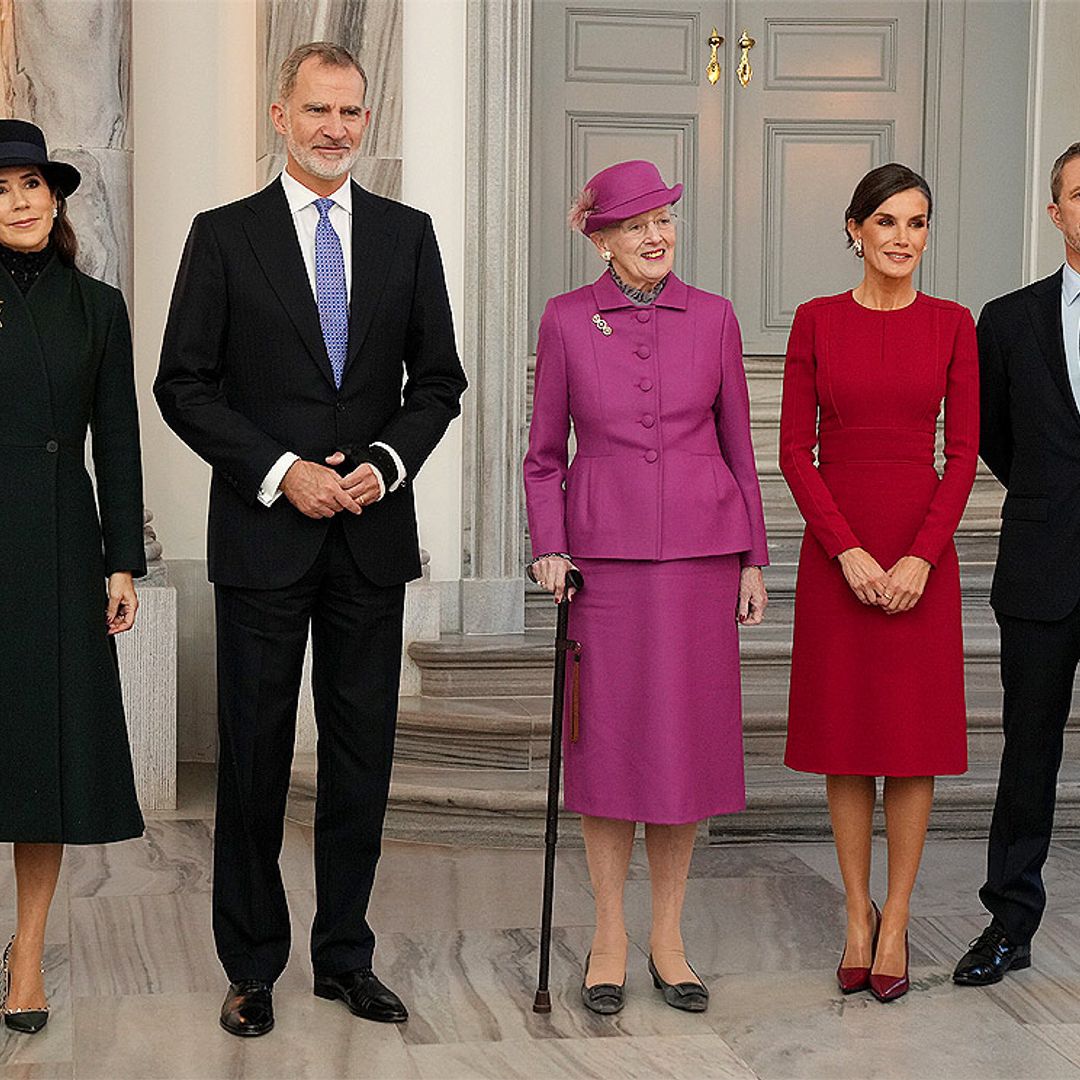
{"left": 370, "top": 441, "right": 407, "bottom": 491}
{"left": 258, "top": 452, "right": 299, "bottom": 507}
{"left": 368, "top": 464, "right": 387, "bottom": 501}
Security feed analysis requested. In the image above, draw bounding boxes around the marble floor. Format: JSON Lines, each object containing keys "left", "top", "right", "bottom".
{"left": 4, "top": 767, "right": 1080, "bottom": 1078}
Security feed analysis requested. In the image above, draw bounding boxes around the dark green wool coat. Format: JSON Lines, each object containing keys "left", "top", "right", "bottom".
{"left": 0, "top": 254, "right": 146, "bottom": 844}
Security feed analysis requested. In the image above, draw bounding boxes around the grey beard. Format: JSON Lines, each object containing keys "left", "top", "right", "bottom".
{"left": 286, "top": 136, "right": 363, "bottom": 180}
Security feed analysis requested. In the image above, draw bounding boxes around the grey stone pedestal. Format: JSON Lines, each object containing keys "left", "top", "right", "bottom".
{"left": 116, "top": 580, "right": 178, "bottom": 811}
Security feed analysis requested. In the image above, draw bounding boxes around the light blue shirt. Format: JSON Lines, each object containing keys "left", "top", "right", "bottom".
{"left": 1064, "top": 261, "right": 1080, "bottom": 408}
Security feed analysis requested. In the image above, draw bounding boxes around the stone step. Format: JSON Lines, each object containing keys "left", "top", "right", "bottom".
{"left": 393, "top": 686, "right": 1080, "bottom": 772}
{"left": 286, "top": 754, "right": 1080, "bottom": 847}
{"left": 526, "top": 563, "right": 998, "bottom": 627}
{"left": 409, "top": 615, "right": 1006, "bottom": 698}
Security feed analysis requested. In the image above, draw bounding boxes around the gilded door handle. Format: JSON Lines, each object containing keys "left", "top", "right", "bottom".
{"left": 736, "top": 30, "right": 755, "bottom": 87}
{"left": 706, "top": 27, "right": 724, "bottom": 85}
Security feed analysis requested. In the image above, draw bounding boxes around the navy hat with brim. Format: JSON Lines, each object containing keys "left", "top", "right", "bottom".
{"left": 0, "top": 119, "right": 80, "bottom": 197}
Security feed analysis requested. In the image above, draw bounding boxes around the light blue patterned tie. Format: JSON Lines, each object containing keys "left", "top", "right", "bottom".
{"left": 313, "top": 197, "right": 348, "bottom": 388}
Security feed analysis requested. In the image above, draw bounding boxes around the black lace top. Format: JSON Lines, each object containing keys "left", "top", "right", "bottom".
{"left": 0, "top": 242, "right": 55, "bottom": 295}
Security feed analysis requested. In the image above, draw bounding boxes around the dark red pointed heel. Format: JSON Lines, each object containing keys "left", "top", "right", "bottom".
{"left": 837, "top": 901, "right": 881, "bottom": 994}
{"left": 869, "top": 929, "right": 910, "bottom": 1002}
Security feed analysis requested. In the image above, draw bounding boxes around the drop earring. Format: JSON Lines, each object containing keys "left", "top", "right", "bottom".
{"left": 52, "top": 207, "right": 58, "bottom": 219}
{"left": 853, "top": 238, "right": 863, "bottom": 258}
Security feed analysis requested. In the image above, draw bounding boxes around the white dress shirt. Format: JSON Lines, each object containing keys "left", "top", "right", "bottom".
{"left": 1064, "top": 261, "right": 1080, "bottom": 410}
{"left": 258, "top": 169, "right": 406, "bottom": 506}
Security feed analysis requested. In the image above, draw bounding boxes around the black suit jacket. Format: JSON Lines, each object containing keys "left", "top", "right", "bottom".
{"left": 980, "top": 267, "right": 1080, "bottom": 619}
{"left": 155, "top": 179, "right": 467, "bottom": 589}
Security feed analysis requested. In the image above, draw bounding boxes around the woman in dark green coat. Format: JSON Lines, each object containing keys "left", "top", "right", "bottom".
{"left": 0, "top": 121, "right": 145, "bottom": 1035}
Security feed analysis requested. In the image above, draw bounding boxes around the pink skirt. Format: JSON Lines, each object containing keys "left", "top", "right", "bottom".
{"left": 563, "top": 555, "right": 745, "bottom": 824}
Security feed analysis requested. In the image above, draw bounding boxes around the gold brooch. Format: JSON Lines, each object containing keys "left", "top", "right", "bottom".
{"left": 592, "top": 313, "right": 612, "bottom": 336}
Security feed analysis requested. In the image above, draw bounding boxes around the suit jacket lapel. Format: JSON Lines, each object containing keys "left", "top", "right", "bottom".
{"left": 242, "top": 180, "right": 337, "bottom": 389}
{"left": 346, "top": 182, "right": 398, "bottom": 368}
{"left": 1026, "top": 269, "right": 1079, "bottom": 428}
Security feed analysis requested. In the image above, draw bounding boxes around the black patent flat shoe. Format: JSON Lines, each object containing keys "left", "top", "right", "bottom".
{"left": 581, "top": 951, "right": 625, "bottom": 1015}
{"left": 313, "top": 969, "right": 408, "bottom": 1023}
{"left": 220, "top": 980, "right": 274, "bottom": 1037}
{"left": 1, "top": 935, "right": 50, "bottom": 1034}
{"left": 648, "top": 954, "right": 709, "bottom": 1012}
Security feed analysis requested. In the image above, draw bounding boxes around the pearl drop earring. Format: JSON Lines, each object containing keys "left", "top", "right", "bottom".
{"left": 52, "top": 207, "right": 58, "bottom": 219}
{"left": 853, "top": 238, "right": 863, "bottom": 258}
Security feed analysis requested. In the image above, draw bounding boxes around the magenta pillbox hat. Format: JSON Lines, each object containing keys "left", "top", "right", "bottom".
{"left": 569, "top": 159, "right": 683, "bottom": 235}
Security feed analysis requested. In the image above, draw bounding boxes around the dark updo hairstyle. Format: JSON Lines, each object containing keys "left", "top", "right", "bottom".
{"left": 843, "top": 162, "right": 932, "bottom": 249}
{"left": 48, "top": 183, "right": 78, "bottom": 268}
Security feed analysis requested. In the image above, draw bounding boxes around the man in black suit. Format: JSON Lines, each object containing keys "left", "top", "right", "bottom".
{"left": 155, "top": 42, "right": 467, "bottom": 1034}
{"left": 954, "top": 142, "right": 1080, "bottom": 986}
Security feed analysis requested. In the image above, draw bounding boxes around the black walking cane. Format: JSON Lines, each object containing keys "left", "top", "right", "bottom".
{"left": 531, "top": 565, "right": 584, "bottom": 1013}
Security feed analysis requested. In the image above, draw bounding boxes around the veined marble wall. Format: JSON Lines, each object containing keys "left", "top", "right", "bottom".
{"left": 257, "top": 0, "right": 402, "bottom": 198}
{"left": 0, "top": 0, "right": 132, "bottom": 294}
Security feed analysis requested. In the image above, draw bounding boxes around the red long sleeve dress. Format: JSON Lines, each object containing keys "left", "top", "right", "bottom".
{"left": 779, "top": 291, "right": 979, "bottom": 776}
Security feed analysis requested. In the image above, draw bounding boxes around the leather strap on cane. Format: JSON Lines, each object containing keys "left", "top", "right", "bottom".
{"left": 557, "top": 638, "right": 583, "bottom": 742}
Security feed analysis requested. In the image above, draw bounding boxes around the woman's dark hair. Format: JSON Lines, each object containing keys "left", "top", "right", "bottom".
{"left": 49, "top": 187, "right": 78, "bottom": 267}
{"left": 843, "top": 163, "right": 932, "bottom": 248}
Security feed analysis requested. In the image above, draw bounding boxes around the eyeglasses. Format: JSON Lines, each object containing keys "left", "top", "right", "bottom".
{"left": 619, "top": 210, "right": 678, "bottom": 238}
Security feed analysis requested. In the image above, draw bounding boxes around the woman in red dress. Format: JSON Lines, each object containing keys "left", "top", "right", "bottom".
{"left": 780, "top": 164, "right": 978, "bottom": 1002}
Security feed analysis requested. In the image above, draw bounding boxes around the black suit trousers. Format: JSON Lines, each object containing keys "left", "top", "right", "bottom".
{"left": 212, "top": 518, "right": 405, "bottom": 983}
{"left": 980, "top": 602, "right": 1080, "bottom": 944}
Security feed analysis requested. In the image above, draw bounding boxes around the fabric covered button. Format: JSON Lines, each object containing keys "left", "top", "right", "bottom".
{"left": 644, "top": 449, "right": 658, "bottom": 463}
{"left": 45, "top": 440, "right": 59, "bottom": 453}
{"left": 641, "top": 414, "right": 655, "bottom": 428}
{"left": 639, "top": 378, "right": 653, "bottom": 392}
{"left": 636, "top": 345, "right": 651, "bottom": 359}
{"left": 636, "top": 310, "right": 651, "bottom": 323}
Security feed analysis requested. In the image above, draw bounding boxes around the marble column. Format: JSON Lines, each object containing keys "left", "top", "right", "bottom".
{"left": 257, "top": 0, "right": 402, "bottom": 197}
{"left": 459, "top": 0, "right": 532, "bottom": 634}
{"left": 0, "top": 0, "right": 132, "bottom": 293}
{"left": 255, "top": 1, "right": 414, "bottom": 756}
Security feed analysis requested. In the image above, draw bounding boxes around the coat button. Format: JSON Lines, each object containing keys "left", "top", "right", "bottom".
{"left": 639, "top": 378, "right": 653, "bottom": 392}
{"left": 636, "top": 310, "right": 651, "bottom": 323}
{"left": 636, "top": 345, "right": 651, "bottom": 359}
{"left": 644, "top": 449, "right": 658, "bottom": 463}
{"left": 45, "top": 440, "right": 59, "bottom": 453}
{"left": 641, "top": 414, "right": 655, "bottom": 428}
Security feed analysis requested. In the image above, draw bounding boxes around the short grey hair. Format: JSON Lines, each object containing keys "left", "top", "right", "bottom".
{"left": 1051, "top": 142, "right": 1080, "bottom": 203}
{"left": 277, "top": 41, "right": 368, "bottom": 104}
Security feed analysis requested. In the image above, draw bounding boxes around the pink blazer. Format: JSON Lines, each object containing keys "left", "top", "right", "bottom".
{"left": 524, "top": 272, "right": 769, "bottom": 565}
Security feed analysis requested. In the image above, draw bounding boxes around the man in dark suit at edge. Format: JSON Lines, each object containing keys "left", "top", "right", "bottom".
{"left": 155, "top": 41, "right": 467, "bottom": 1035}
{"left": 954, "top": 142, "right": 1080, "bottom": 987}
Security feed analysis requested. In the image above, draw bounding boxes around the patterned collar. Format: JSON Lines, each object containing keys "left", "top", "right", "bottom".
{"left": 608, "top": 264, "right": 668, "bottom": 306}
{"left": 0, "top": 241, "right": 55, "bottom": 295}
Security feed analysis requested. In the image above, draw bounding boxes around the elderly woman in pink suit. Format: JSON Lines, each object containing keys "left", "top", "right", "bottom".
{"left": 524, "top": 160, "right": 768, "bottom": 1015}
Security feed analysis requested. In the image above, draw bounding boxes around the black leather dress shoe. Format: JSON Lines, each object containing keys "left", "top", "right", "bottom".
{"left": 313, "top": 969, "right": 408, "bottom": 1023}
{"left": 220, "top": 980, "right": 274, "bottom": 1037}
{"left": 953, "top": 921, "right": 1031, "bottom": 986}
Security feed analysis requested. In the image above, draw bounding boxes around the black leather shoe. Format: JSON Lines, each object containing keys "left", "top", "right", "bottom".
{"left": 581, "top": 951, "right": 625, "bottom": 1015}
{"left": 648, "top": 954, "right": 709, "bottom": 1013}
{"left": 219, "top": 980, "right": 274, "bottom": 1037}
{"left": 313, "top": 969, "right": 408, "bottom": 1023}
{"left": 953, "top": 921, "right": 1031, "bottom": 986}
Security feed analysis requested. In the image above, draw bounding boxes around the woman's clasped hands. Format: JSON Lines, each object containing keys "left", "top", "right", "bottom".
{"left": 837, "top": 548, "right": 930, "bottom": 614}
